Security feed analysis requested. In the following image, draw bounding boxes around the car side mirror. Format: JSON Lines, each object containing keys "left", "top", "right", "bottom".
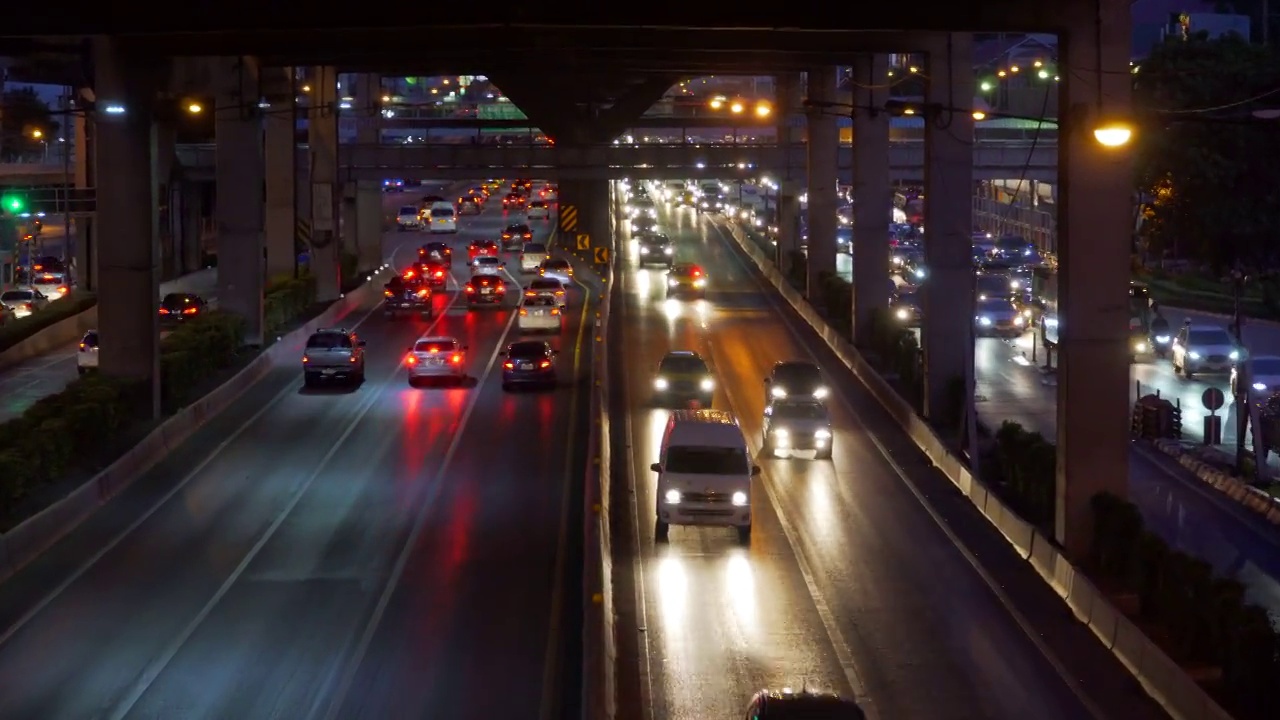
{"left": 650, "top": 462, "right": 662, "bottom": 473}
{"left": 751, "top": 465, "right": 761, "bottom": 476}
{"left": 358, "top": 340, "right": 367, "bottom": 347}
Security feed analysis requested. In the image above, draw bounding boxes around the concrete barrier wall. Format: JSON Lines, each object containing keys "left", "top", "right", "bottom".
{"left": 0, "top": 274, "right": 386, "bottom": 583}
{"left": 582, "top": 258, "right": 616, "bottom": 720}
{"left": 718, "top": 220, "right": 1233, "bottom": 720}
{"left": 0, "top": 304, "right": 98, "bottom": 373}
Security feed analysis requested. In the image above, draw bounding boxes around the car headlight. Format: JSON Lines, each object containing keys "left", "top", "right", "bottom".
{"left": 665, "top": 489, "right": 681, "bottom": 504}
{"left": 1014, "top": 315, "right": 1025, "bottom": 325}
{"left": 667, "top": 278, "right": 678, "bottom": 287}
{"left": 813, "top": 387, "right": 829, "bottom": 399}
{"left": 1230, "top": 350, "right": 1240, "bottom": 360}
{"left": 913, "top": 268, "right": 926, "bottom": 278}
{"left": 1189, "top": 351, "right": 1201, "bottom": 360}
{"left": 1010, "top": 280, "right": 1020, "bottom": 289}
{"left": 700, "top": 378, "right": 715, "bottom": 392}
{"left": 663, "top": 247, "right": 673, "bottom": 255}
{"left": 640, "top": 247, "right": 649, "bottom": 254}
{"left": 731, "top": 491, "right": 748, "bottom": 507}
{"left": 654, "top": 377, "right": 669, "bottom": 390}
{"left": 1253, "top": 382, "right": 1267, "bottom": 392}
{"left": 896, "top": 308, "right": 909, "bottom": 320}
{"left": 1133, "top": 342, "right": 1148, "bottom": 353}
{"left": 1155, "top": 335, "right": 1170, "bottom": 343}
{"left": 772, "top": 428, "right": 789, "bottom": 438}
{"left": 979, "top": 317, "right": 992, "bottom": 326}
{"left": 814, "top": 429, "right": 832, "bottom": 439}
{"left": 771, "top": 386, "right": 787, "bottom": 399}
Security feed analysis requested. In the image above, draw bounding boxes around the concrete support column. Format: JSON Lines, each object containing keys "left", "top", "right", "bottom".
{"left": 353, "top": 73, "right": 384, "bottom": 273}
{"left": 309, "top": 66, "right": 341, "bottom": 301}
{"left": 852, "top": 54, "right": 892, "bottom": 347}
{"left": 775, "top": 73, "right": 803, "bottom": 269}
{"left": 214, "top": 56, "right": 266, "bottom": 345}
{"left": 805, "top": 66, "right": 839, "bottom": 298}
{"left": 558, "top": 177, "right": 611, "bottom": 255}
{"left": 156, "top": 123, "right": 177, "bottom": 279}
{"left": 72, "top": 110, "right": 96, "bottom": 290}
{"left": 264, "top": 80, "right": 296, "bottom": 279}
{"left": 92, "top": 37, "right": 162, "bottom": 417}
{"left": 921, "top": 33, "right": 976, "bottom": 423}
{"left": 180, "top": 181, "right": 203, "bottom": 274}
{"left": 1055, "top": 3, "right": 1134, "bottom": 559}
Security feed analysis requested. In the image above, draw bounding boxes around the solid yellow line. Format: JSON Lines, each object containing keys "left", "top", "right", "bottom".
{"left": 538, "top": 250, "right": 597, "bottom": 720}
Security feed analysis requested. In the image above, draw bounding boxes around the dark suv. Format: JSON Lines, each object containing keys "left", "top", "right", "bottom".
{"left": 501, "top": 340, "right": 559, "bottom": 391}
{"left": 465, "top": 275, "right": 507, "bottom": 306}
{"left": 764, "top": 360, "right": 828, "bottom": 405}
{"left": 636, "top": 233, "right": 674, "bottom": 267}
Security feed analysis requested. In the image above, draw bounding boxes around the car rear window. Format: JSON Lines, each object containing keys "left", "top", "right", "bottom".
{"left": 524, "top": 296, "right": 555, "bottom": 307}
{"left": 530, "top": 201, "right": 547, "bottom": 208}
{"left": 399, "top": 206, "right": 417, "bottom": 215}
{"left": 476, "top": 257, "right": 499, "bottom": 265}
{"left": 431, "top": 208, "right": 454, "bottom": 218}
{"left": 523, "top": 243, "right": 547, "bottom": 253}
{"left": 1, "top": 291, "right": 33, "bottom": 301}
{"left": 307, "top": 333, "right": 352, "bottom": 349}
{"left": 509, "top": 341, "right": 547, "bottom": 358}
{"left": 665, "top": 446, "right": 748, "bottom": 475}
{"left": 82, "top": 331, "right": 99, "bottom": 347}
{"left": 414, "top": 340, "right": 457, "bottom": 353}
{"left": 545, "top": 259, "right": 570, "bottom": 269}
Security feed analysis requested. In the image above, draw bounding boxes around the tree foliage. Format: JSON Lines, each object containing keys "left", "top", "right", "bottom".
{"left": 1, "top": 87, "right": 59, "bottom": 162}
{"left": 1134, "top": 32, "right": 1280, "bottom": 269}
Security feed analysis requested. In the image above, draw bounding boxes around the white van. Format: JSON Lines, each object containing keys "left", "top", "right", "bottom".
{"left": 650, "top": 409, "right": 757, "bottom": 544}
{"left": 428, "top": 202, "right": 458, "bottom": 233}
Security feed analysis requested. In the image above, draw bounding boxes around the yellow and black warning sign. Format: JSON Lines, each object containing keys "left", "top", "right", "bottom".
{"left": 296, "top": 217, "right": 312, "bottom": 245}
{"left": 594, "top": 247, "right": 609, "bottom": 264}
{"left": 559, "top": 205, "right": 578, "bottom": 233}
{"left": 576, "top": 233, "right": 590, "bottom": 251}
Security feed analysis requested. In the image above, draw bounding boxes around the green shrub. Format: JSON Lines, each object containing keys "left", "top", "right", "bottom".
{"left": 1091, "top": 491, "right": 1280, "bottom": 718}
{"left": 0, "top": 291, "right": 97, "bottom": 353}
{"left": 992, "top": 421, "right": 1056, "bottom": 527}
{"left": 263, "top": 275, "right": 316, "bottom": 336}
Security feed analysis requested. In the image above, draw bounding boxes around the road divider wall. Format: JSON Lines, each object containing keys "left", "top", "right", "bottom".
{"left": 0, "top": 273, "right": 388, "bottom": 584}
{"left": 718, "top": 220, "right": 1234, "bottom": 720}
{"left": 1145, "top": 439, "right": 1280, "bottom": 526}
{"left": 582, "top": 255, "right": 616, "bottom": 720}
{"left": 0, "top": 297, "right": 98, "bottom": 372}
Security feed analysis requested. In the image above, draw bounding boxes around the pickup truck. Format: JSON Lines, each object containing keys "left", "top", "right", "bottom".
{"left": 383, "top": 282, "right": 434, "bottom": 319}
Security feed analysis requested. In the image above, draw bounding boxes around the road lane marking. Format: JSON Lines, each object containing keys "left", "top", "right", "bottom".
{"left": 537, "top": 267, "right": 597, "bottom": 720}
{"left": 315, "top": 306, "right": 520, "bottom": 720}
{"left": 706, "top": 217, "right": 1108, "bottom": 720}
{"left": 0, "top": 257, "right": 442, "bottom": 651}
{"left": 103, "top": 287, "right": 467, "bottom": 720}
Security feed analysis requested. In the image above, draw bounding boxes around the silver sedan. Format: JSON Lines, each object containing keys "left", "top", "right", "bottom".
{"left": 407, "top": 336, "right": 469, "bottom": 386}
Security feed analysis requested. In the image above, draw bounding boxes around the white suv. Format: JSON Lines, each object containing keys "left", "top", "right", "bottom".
{"left": 77, "top": 330, "right": 99, "bottom": 374}
{"left": 651, "top": 409, "right": 758, "bottom": 545}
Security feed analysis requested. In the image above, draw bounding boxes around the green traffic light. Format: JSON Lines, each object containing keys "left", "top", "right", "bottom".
{"left": 1, "top": 195, "right": 24, "bottom": 213}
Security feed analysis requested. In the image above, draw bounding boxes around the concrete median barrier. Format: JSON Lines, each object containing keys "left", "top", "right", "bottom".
{"left": 0, "top": 304, "right": 97, "bottom": 372}
{"left": 0, "top": 274, "right": 385, "bottom": 583}
{"left": 718, "top": 219, "right": 1233, "bottom": 720}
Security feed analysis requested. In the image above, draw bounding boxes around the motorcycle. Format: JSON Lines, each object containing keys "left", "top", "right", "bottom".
{"left": 1152, "top": 333, "right": 1172, "bottom": 358}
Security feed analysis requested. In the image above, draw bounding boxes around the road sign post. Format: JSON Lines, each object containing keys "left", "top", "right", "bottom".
{"left": 1202, "top": 387, "right": 1225, "bottom": 445}
{"left": 594, "top": 247, "right": 609, "bottom": 264}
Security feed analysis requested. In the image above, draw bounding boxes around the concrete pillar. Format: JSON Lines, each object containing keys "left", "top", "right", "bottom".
{"left": 1055, "top": 3, "right": 1134, "bottom": 559}
{"left": 180, "top": 181, "right": 203, "bottom": 274}
{"left": 353, "top": 73, "right": 384, "bottom": 273}
{"left": 264, "top": 84, "right": 296, "bottom": 280}
{"left": 805, "top": 66, "right": 838, "bottom": 299}
{"left": 92, "top": 37, "right": 162, "bottom": 418}
{"left": 72, "top": 109, "right": 96, "bottom": 290}
{"left": 921, "top": 33, "right": 976, "bottom": 424}
{"left": 775, "top": 73, "right": 803, "bottom": 269}
{"left": 309, "top": 66, "right": 341, "bottom": 301}
{"left": 558, "top": 178, "right": 611, "bottom": 257}
{"left": 156, "top": 123, "right": 177, "bottom": 278}
{"left": 852, "top": 54, "right": 892, "bottom": 348}
{"left": 214, "top": 56, "right": 266, "bottom": 345}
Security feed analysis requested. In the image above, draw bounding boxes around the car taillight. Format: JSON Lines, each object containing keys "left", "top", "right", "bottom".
{"left": 496, "top": 284, "right": 506, "bottom": 292}
{"left": 519, "top": 308, "right": 528, "bottom": 316}
{"left": 524, "top": 290, "right": 536, "bottom": 297}
{"left": 57, "top": 286, "right": 68, "bottom": 294}
{"left": 539, "top": 359, "right": 552, "bottom": 368}
{"left": 32, "top": 264, "right": 42, "bottom": 271}
{"left": 434, "top": 271, "right": 444, "bottom": 278}
{"left": 416, "top": 288, "right": 428, "bottom": 298}
{"left": 550, "top": 307, "right": 560, "bottom": 315}
{"left": 464, "top": 284, "right": 475, "bottom": 293}
{"left": 524, "top": 233, "right": 532, "bottom": 239}
{"left": 349, "top": 356, "right": 357, "bottom": 363}
{"left": 450, "top": 353, "right": 462, "bottom": 364}
{"left": 79, "top": 343, "right": 85, "bottom": 350}
{"left": 404, "top": 270, "right": 414, "bottom": 279}
{"left": 504, "top": 361, "right": 515, "bottom": 369}
{"left": 406, "top": 354, "right": 417, "bottom": 365}
{"left": 183, "top": 307, "right": 198, "bottom": 315}
{"left": 384, "top": 290, "right": 394, "bottom": 297}
{"left": 693, "top": 270, "right": 702, "bottom": 277}
{"left": 303, "top": 356, "right": 309, "bottom": 363}
{"left": 159, "top": 308, "right": 170, "bottom": 315}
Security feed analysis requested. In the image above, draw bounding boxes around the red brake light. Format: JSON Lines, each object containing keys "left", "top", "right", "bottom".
{"left": 384, "top": 290, "right": 394, "bottom": 297}
{"left": 550, "top": 307, "right": 560, "bottom": 315}
{"left": 450, "top": 353, "right": 463, "bottom": 364}
{"left": 693, "top": 269, "right": 702, "bottom": 277}
{"left": 79, "top": 343, "right": 85, "bottom": 350}
{"left": 403, "top": 270, "right": 414, "bottom": 279}
{"left": 525, "top": 290, "right": 536, "bottom": 297}
{"left": 159, "top": 308, "right": 170, "bottom": 315}
{"left": 183, "top": 307, "right": 199, "bottom": 314}
{"left": 464, "top": 284, "right": 475, "bottom": 293}
{"left": 32, "top": 264, "right": 42, "bottom": 271}
{"left": 57, "top": 286, "right": 68, "bottom": 294}
{"left": 416, "top": 288, "right": 428, "bottom": 298}
{"left": 302, "top": 356, "right": 309, "bottom": 363}
{"left": 349, "top": 356, "right": 357, "bottom": 363}
{"left": 496, "top": 284, "right": 506, "bottom": 293}
{"left": 504, "top": 361, "right": 515, "bottom": 369}
{"left": 406, "top": 354, "right": 418, "bottom": 365}
{"left": 539, "top": 359, "right": 552, "bottom": 368}
{"left": 434, "top": 271, "right": 444, "bottom": 278}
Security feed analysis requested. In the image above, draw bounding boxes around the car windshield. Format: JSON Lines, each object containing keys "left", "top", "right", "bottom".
{"left": 545, "top": 260, "right": 570, "bottom": 270}
{"left": 415, "top": 340, "right": 457, "bottom": 353}
{"left": 773, "top": 403, "right": 828, "bottom": 421}
{"left": 524, "top": 297, "right": 556, "bottom": 307}
{"left": 307, "top": 333, "right": 351, "bottom": 349}
{"left": 773, "top": 364, "right": 820, "bottom": 386}
{"left": 665, "top": 446, "right": 749, "bottom": 475}
{"left": 1189, "top": 330, "right": 1233, "bottom": 346}
{"left": 996, "top": 236, "right": 1028, "bottom": 250}
{"left": 660, "top": 355, "right": 708, "bottom": 374}
{"left": 633, "top": 198, "right": 654, "bottom": 207}
{"left": 523, "top": 243, "right": 547, "bottom": 253}
{"left": 977, "top": 299, "right": 1015, "bottom": 313}
{"left": 399, "top": 206, "right": 417, "bottom": 215}
{"left": 431, "top": 208, "right": 453, "bottom": 217}
{"left": 476, "top": 257, "right": 499, "bottom": 265}
{"left": 1254, "top": 358, "right": 1280, "bottom": 375}
{"left": 509, "top": 342, "right": 548, "bottom": 358}
{"left": 83, "top": 331, "right": 99, "bottom": 347}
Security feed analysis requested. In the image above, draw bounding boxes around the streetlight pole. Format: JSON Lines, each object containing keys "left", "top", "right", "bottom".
{"left": 1231, "top": 268, "right": 1249, "bottom": 475}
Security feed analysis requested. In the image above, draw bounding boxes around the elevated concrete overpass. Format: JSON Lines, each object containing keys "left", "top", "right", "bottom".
{"left": 172, "top": 139, "right": 1056, "bottom": 182}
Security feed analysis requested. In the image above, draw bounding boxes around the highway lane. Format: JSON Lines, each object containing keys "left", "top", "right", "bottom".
{"left": 615, "top": 198, "right": 1164, "bottom": 720}
{"left": 0, "top": 188, "right": 444, "bottom": 424}
{"left": 0, "top": 189, "right": 592, "bottom": 719}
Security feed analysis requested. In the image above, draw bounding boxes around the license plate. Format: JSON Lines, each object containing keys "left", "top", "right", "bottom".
{"left": 481, "top": 288, "right": 493, "bottom": 295}
{"left": 519, "top": 362, "right": 533, "bottom": 370}
{"left": 322, "top": 369, "right": 336, "bottom": 376}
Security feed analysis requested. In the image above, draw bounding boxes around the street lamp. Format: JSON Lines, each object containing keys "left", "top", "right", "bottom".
{"left": 729, "top": 100, "right": 745, "bottom": 114}
{"left": 972, "top": 110, "right": 987, "bottom": 120}
{"left": 186, "top": 102, "right": 203, "bottom": 114}
{"left": 31, "top": 129, "right": 43, "bottom": 139}
{"left": 754, "top": 101, "right": 771, "bottom": 118}
{"left": 1093, "top": 122, "right": 1133, "bottom": 147}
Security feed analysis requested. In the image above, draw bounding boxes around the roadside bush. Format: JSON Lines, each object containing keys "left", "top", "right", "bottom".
{"left": 1091, "top": 491, "right": 1280, "bottom": 719}
{"left": 0, "top": 291, "right": 97, "bottom": 354}
{"left": 263, "top": 275, "right": 316, "bottom": 337}
{"left": 340, "top": 251, "right": 360, "bottom": 292}
{"left": 785, "top": 249, "right": 807, "bottom": 291}
{"left": 817, "top": 272, "right": 852, "bottom": 336}
{"left": 991, "top": 421, "right": 1056, "bottom": 528}
{"left": 159, "top": 311, "right": 245, "bottom": 411}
